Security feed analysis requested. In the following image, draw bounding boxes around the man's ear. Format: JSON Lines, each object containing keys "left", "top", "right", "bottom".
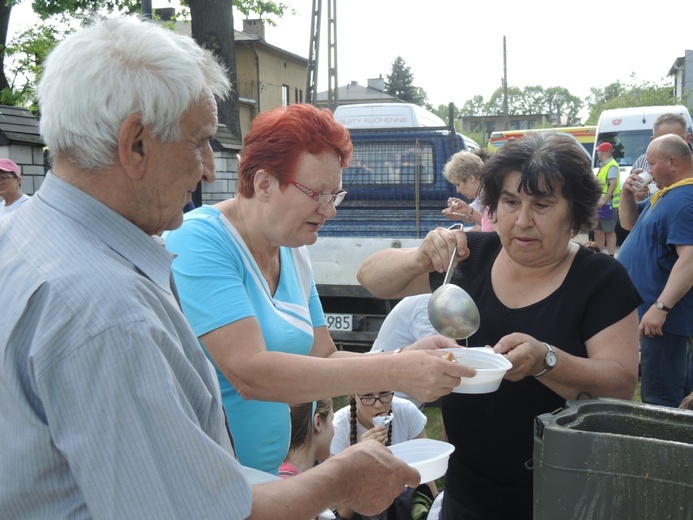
{"left": 118, "top": 113, "right": 148, "bottom": 180}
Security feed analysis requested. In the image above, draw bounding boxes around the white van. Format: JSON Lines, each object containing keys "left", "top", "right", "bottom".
{"left": 333, "top": 103, "right": 446, "bottom": 129}
{"left": 593, "top": 105, "right": 693, "bottom": 185}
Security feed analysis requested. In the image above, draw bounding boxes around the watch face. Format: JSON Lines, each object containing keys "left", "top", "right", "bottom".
{"left": 547, "top": 352, "right": 558, "bottom": 367}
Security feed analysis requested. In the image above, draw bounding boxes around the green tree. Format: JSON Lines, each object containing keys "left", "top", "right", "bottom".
{"left": 585, "top": 77, "right": 677, "bottom": 124}
{"left": 1, "top": 23, "right": 65, "bottom": 113}
{"left": 460, "top": 84, "right": 585, "bottom": 126}
{"left": 0, "top": 0, "right": 289, "bottom": 131}
{"left": 544, "top": 86, "right": 583, "bottom": 126}
{"left": 459, "top": 95, "right": 485, "bottom": 117}
{"left": 433, "top": 103, "right": 464, "bottom": 130}
{"left": 587, "top": 80, "right": 627, "bottom": 109}
{"left": 413, "top": 86, "right": 433, "bottom": 111}
{"left": 385, "top": 55, "right": 428, "bottom": 105}
{"left": 516, "top": 85, "right": 545, "bottom": 115}
{"left": 485, "top": 86, "right": 523, "bottom": 115}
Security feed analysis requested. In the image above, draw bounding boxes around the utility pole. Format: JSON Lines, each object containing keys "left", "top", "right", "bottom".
{"left": 306, "top": 0, "right": 338, "bottom": 109}
{"left": 502, "top": 36, "right": 509, "bottom": 131}
{"left": 305, "top": 0, "right": 321, "bottom": 105}
{"left": 141, "top": 0, "right": 152, "bottom": 19}
{"left": 326, "top": 0, "right": 339, "bottom": 111}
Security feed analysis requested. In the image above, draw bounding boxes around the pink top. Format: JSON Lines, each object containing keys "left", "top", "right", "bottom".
{"left": 480, "top": 207, "right": 495, "bottom": 232}
{"left": 278, "top": 461, "right": 301, "bottom": 479}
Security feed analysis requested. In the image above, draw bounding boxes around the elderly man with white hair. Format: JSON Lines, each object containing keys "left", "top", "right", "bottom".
{"left": 0, "top": 16, "right": 420, "bottom": 519}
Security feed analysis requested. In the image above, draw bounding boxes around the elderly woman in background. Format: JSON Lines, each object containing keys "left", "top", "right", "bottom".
{"left": 164, "top": 104, "right": 471, "bottom": 474}
{"left": 441, "top": 150, "right": 494, "bottom": 232}
{"left": 357, "top": 133, "right": 641, "bottom": 520}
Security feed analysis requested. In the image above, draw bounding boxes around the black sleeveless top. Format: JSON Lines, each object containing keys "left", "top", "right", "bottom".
{"left": 431, "top": 232, "right": 641, "bottom": 520}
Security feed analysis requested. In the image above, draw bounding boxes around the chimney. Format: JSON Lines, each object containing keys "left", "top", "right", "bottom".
{"left": 367, "top": 75, "right": 385, "bottom": 92}
{"left": 154, "top": 7, "right": 176, "bottom": 21}
{"left": 243, "top": 19, "right": 266, "bottom": 40}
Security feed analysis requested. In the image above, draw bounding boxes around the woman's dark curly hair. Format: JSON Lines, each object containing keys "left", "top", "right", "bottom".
{"left": 479, "top": 132, "right": 602, "bottom": 234}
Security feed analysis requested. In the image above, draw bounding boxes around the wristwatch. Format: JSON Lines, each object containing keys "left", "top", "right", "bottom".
{"left": 655, "top": 300, "right": 671, "bottom": 312}
{"left": 533, "top": 343, "right": 557, "bottom": 377}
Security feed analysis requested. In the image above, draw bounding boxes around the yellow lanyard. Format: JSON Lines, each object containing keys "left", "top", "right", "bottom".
{"left": 649, "top": 178, "right": 693, "bottom": 207}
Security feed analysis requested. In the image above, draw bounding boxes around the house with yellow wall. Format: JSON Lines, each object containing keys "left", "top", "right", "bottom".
{"left": 235, "top": 19, "right": 308, "bottom": 137}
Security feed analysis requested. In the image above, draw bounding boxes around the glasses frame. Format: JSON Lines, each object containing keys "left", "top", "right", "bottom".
{"left": 357, "top": 391, "right": 395, "bottom": 406}
{"left": 286, "top": 177, "right": 347, "bottom": 208}
{"left": 0, "top": 174, "right": 17, "bottom": 182}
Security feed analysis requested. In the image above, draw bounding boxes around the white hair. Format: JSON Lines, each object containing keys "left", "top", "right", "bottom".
{"left": 37, "top": 16, "right": 231, "bottom": 170}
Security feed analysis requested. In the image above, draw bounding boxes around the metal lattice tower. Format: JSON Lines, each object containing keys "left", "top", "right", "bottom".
{"left": 306, "top": 0, "right": 338, "bottom": 110}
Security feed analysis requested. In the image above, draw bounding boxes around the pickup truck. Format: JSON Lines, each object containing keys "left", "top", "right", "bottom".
{"left": 307, "top": 125, "right": 474, "bottom": 351}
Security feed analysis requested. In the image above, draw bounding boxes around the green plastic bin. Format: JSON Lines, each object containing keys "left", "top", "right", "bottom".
{"left": 533, "top": 398, "right": 693, "bottom": 520}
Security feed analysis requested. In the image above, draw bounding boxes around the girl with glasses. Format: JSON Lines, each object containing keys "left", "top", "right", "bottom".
{"left": 330, "top": 391, "right": 437, "bottom": 519}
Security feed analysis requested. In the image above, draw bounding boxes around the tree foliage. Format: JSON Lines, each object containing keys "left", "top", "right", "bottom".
{"left": 459, "top": 84, "right": 583, "bottom": 125}
{"left": 0, "top": 0, "right": 289, "bottom": 114}
{"left": 233, "top": 0, "right": 291, "bottom": 24}
{"left": 385, "top": 55, "right": 429, "bottom": 107}
{"left": 0, "top": 23, "right": 65, "bottom": 114}
{"left": 584, "top": 76, "right": 677, "bottom": 124}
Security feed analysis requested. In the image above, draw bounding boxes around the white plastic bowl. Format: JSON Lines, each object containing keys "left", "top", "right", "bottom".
{"left": 441, "top": 347, "right": 512, "bottom": 394}
{"left": 389, "top": 438, "right": 455, "bottom": 483}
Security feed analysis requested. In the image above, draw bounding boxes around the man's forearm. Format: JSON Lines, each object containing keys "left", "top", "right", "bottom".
{"left": 618, "top": 195, "right": 639, "bottom": 230}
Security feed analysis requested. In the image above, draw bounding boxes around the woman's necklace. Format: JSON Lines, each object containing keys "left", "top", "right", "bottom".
{"left": 234, "top": 199, "right": 279, "bottom": 294}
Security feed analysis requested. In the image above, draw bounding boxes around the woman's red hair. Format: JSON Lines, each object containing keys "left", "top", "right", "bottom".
{"left": 237, "top": 104, "right": 353, "bottom": 197}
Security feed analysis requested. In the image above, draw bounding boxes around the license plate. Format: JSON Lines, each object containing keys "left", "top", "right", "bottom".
{"left": 325, "top": 313, "right": 353, "bottom": 331}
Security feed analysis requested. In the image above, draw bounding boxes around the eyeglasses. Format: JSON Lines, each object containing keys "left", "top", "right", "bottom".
{"left": 357, "top": 392, "right": 394, "bottom": 406}
{"left": 0, "top": 174, "right": 17, "bottom": 182}
{"left": 286, "top": 177, "right": 347, "bottom": 208}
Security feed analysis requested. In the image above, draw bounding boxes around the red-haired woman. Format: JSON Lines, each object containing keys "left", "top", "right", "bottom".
{"left": 165, "top": 104, "right": 472, "bottom": 474}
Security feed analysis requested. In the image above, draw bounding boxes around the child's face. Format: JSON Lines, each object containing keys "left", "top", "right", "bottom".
{"left": 355, "top": 391, "right": 394, "bottom": 428}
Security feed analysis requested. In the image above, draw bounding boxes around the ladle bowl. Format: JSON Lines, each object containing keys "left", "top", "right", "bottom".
{"left": 428, "top": 284, "right": 480, "bottom": 339}
{"left": 427, "top": 223, "right": 481, "bottom": 340}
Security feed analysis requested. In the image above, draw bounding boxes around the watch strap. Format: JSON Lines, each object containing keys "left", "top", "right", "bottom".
{"left": 533, "top": 342, "right": 556, "bottom": 377}
{"left": 655, "top": 300, "right": 671, "bottom": 312}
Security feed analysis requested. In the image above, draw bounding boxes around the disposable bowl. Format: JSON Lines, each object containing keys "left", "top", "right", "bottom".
{"left": 441, "top": 347, "right": 512, "bottom": 394}
{"left": 389, "top": 438, "right": 455, "bottom": 483}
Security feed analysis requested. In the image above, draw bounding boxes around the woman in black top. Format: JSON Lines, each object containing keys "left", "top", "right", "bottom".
{"left": 357, "top": 133, "right": 642, "bottom": 520}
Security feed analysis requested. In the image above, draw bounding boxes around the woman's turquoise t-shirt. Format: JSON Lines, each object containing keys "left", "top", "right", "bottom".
{"left": 165, "top": 205, "right": 326, "bottom": 474}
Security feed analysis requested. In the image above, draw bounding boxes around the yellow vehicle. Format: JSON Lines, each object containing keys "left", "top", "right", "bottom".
{"left": 488, "top": 126, "right": 596, "bottom": 157}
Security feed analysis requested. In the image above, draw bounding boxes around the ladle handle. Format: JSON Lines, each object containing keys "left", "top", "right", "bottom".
{"left": 442, "top": 223, "right": 463, "bottom": 285}
{"left": 442, "top": 245, "right": 457, "bottom": 285}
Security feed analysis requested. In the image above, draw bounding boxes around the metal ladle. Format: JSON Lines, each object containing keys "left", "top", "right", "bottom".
{"left": 427, "top": 224, "right": 481, "bottom": 341}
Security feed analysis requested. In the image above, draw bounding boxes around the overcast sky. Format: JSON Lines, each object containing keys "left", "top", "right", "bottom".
{"left": 8, "top": 0, "right": 693, "bottom": 114}
{"left": 257, "top": 0, "right": 692, "bottom": 112}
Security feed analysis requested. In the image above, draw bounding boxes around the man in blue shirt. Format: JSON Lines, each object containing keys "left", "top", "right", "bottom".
{"left": 618, "top": 134, "right": 693, "bottom": 408}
